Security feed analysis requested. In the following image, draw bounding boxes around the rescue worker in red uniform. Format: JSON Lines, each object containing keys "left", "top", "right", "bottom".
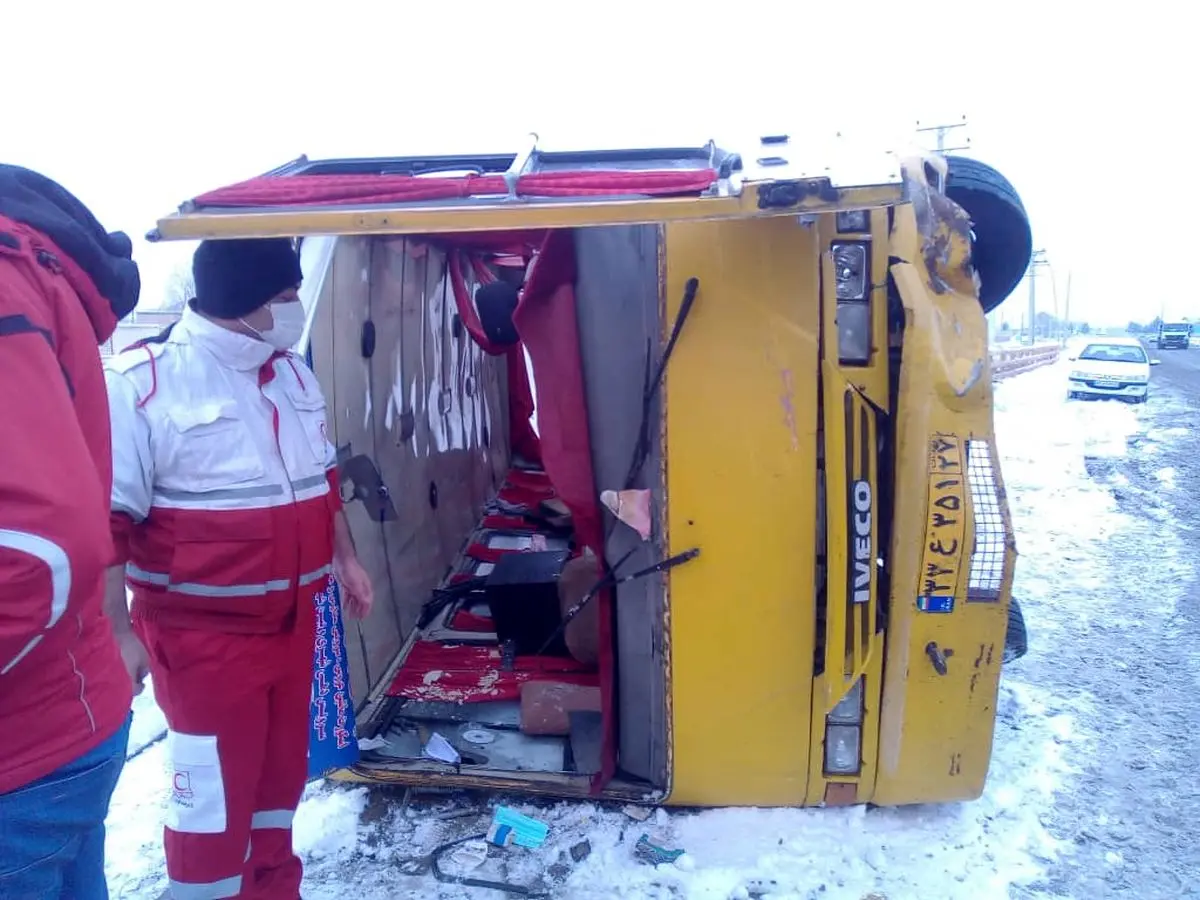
{"left": 0, "top": 165, "right": 140, "bottom": 900}
{"left": 104, "top": 238, "right": 374, "bottom": 900}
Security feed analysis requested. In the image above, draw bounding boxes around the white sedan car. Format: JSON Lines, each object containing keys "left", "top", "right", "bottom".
{"left": 1067, "top": 337, "right": 1159, "bottom": 403}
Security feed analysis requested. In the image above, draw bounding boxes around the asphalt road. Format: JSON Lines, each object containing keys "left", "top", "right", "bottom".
{"left": 1151, "top": 339, "right": 1200, "bottom": 386}
{"left": 1010, "top": 342, "right": 1200, "bottom": 899}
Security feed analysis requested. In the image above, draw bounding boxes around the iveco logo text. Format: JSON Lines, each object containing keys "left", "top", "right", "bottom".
{"left": 851, "top": 480, "right": 872, "bottom": 604}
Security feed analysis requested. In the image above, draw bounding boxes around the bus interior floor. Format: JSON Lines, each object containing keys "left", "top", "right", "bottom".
{"left": 371, "top": 713, "right": 573, "bottom": 774}
{"left": 361, "top": 465, "right": 605, "bottom": 776}
{"left": 365, "top": 677, "right": 605, "bottom": 775}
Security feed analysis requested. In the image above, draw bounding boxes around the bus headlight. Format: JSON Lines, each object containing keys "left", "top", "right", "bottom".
{"left": 836, "top": 210, "right": 870, "bottom": 234}
{"left": 837, "top": 302, "right": 872, "bottom": 365}
{"left": 824, "top": 678, "right": 864, "bottom": 775}
{"left": 828, "top": 678, "right": 864, "bottom": 725}
{"left": 832, "top": 243, "right": 868, "bottom": 300}
{"left": 832, "top": 242, "right": 871, "bottom": 366}
{"left": 824, "top": 725, "right": 862, "bottom": 775}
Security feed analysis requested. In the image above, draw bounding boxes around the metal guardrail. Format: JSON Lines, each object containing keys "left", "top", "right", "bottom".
{"left": 990, "top": 343, "right": 1060, "bottom": 381}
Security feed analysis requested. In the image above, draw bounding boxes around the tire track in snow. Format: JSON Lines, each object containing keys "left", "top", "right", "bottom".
{"left": 999, "top": 361, "right": 1200, "bottom": 899}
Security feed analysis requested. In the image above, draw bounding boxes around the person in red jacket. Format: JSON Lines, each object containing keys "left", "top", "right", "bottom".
{"left": 0, "top": 165, "right": 141, "bottom": 899}
{"left": 104, "top": 238, "right": 373, "bottom": 900}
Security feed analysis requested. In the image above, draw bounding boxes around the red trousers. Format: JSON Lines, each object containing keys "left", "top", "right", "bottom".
{"left": 136, "top": 605, "right": 314, "bottom": 900}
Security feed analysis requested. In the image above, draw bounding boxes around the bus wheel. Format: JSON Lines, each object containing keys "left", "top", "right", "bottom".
{"left": 945, "top": 156, "right": 1034, "bottom": 315}
{"left": 1003, "top": 596, "right": 1028, "bottom": 664}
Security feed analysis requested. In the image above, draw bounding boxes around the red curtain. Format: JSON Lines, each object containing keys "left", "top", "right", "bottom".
{"left": 512, "top": 230, "right": 615, "bottom": 792}
{"left": 192, "top": 170, "right": 718, "bottom": 209}
{"left": 446, "top": 249, "right": 542, "bottom": 465}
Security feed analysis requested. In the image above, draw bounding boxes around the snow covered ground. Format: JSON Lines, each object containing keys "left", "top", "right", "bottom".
{"left": 104, "top": 358, "right": 1190, "bottom": 899}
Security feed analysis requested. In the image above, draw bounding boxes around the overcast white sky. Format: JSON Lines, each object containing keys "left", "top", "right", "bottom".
{"left": 5, "top": 2, "right": 1194, "bottom": 326}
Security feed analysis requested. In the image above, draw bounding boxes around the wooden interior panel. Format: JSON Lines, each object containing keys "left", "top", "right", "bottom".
{"left": 324, "top": 237, "right": 379, "bottom": 701}
{"left": 359, "top": 238, "right": 409, "bottom": 662}
{"left": 312, "top": 238, "right": 512, "bottom": 700}
{"left": 371, "top": 240, "right": 439, "bottom": 639}
{"left": 422, "top": 256, "right": 487, "bottom": 571}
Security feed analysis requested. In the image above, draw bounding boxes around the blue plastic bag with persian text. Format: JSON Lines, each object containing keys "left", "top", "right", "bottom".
{"left": 308, "top": 574, "right": 360, "bottom": 779}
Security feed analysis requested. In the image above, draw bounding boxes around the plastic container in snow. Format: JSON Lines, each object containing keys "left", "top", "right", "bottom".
{"left": 491, "top": 806, "right": 549, "bottom": 848}
{"left": 308, "top": 574, "right": 360, "bottom": 778}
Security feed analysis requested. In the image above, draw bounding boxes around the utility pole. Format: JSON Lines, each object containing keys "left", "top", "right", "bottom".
{"left": 915, "top": 115, "right": 971, "bottom": 154}
{"left": 1063, "top": 271, "right": 1072, "bottom": 344}
{"left": 1048, "top": 263, "right": 1060, "bottom": 336}
{"left": 1027, "top": 249, "right": 1048, "bottom": 345}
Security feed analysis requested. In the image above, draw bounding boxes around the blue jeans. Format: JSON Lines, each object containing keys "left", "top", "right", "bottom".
{"left": 0, "top": 713, "right": 131, "bottom": 900}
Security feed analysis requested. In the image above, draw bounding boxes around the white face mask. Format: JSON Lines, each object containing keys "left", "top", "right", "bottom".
{"left": 243, "top": 301, "right": 305, "bottom": 351}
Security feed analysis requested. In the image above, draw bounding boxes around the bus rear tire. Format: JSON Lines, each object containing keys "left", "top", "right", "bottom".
{"left": 1003, "top": 597, "right": 1028, "bottom": 664}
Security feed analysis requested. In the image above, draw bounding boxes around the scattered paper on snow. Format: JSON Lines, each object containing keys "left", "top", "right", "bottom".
{"left": 422, "top": 731, "right": 461, "bottom": 764}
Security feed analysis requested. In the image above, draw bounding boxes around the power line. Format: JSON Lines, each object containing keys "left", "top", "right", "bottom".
{"left": 1063, "top": 271, "right": 1073, "bottom": 343}
{"left": 915, "top": 115, "right": 971, "bottom": 154}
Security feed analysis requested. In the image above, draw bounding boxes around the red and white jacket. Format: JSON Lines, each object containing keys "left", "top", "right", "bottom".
{"left": 106, "top": 308, "right": 341, "bottom": 634}
{"left": 0, "top": 216, "right": 131, "bottom": 795}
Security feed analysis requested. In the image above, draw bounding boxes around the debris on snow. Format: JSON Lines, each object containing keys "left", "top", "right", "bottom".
{"left": 570, "top": 839, "right": 593, "bottom": 863}
{"left": 422, "top": 731, "right": 461, "bottom": 764}
{"left": 104, "top": 359, "right": 1125, "bottom": 899}
{"left": 623, "top": 803, "right": 655, "bottom": 822}
{"left": 447, "top": 839, "right": 489, "bottom": 871}
{"left": 492, "top": 805, "right": 550, "bottom": 849}
{"left": 294, "top": 783, "right": 369, "bottom": 859}
{"left": 633, "top": 833, "right": 687, "bottom": 866}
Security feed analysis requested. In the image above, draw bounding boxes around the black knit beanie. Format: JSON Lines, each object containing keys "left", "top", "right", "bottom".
{"left": 192, "top": 238, "right": 303, "bottom": 319}
{"left": 0, "top": 164, "right": 141, "bottom": 321}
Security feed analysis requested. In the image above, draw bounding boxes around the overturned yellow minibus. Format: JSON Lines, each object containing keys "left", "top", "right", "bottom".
{"left": 148, "top": 135, "right": 1031, "bottom": 807}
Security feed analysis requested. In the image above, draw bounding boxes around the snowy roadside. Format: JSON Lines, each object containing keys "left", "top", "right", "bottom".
{"left": 998, "top": 361, "right": 1199, "bottom": 897}
{"left": 104, "top": 361, "right": 1148, "bottom": 900}
{"left": 108, "top": 691, "right": 1074, "bottom": 900}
